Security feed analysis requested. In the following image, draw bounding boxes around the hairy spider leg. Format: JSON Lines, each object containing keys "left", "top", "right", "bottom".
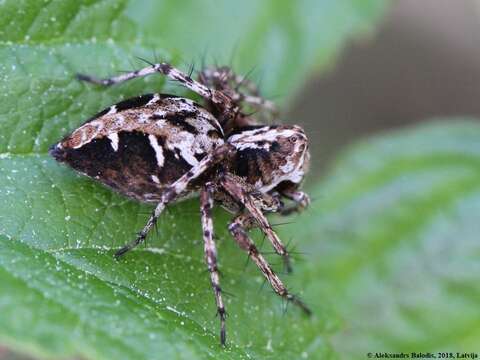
{"left": 114, "top": 144, "right": 235, "bottom": 258}
{"left": 278, "top": 189, "right": 311, "bottom": 216}
{"left": 232, "top": 73, "right": 261, "bottom": 96}
{"left": 230, "top": 69, "right": 278, "bottom": 117}
{"left": 200, "top": 183, "right": 227, "bottom": 346}
{"left": 237, "top": 94, "right": 278, "bottom": 116}
{"left": 221, "top": 173, "right": 293, "bottom": 272}
{"left": 77, "top": 62, "right": 236, "bottom": 118}
{"left": 228, "top": 213, "right": 311, "bottom": 315}
{"left": 198, "top": 67, "right": 278, "bottom": 120}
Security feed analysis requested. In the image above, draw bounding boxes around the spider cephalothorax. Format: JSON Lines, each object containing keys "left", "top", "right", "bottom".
{"left": 50, "top": 61, "right": 311, "bottom": 346}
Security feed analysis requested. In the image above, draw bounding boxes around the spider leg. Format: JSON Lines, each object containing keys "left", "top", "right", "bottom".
{"left": 220, "top": 173, "right": 293, "bottom": 273}
{"left": 200, "top": 183, "right": 227, "bottom": 346}
{"left": 77, "top": 62, "right": 234, "bottom": 111}
{"left": 233, "top": 73, "right": 260, "bottom": 96}
{"left": 114, "top": 143, "right": 235, "bottom": 258}
{"left": 230, "top": 71, "right": 278, "bottom": 117}
{"left": 228, "top": 214, "right": 311, "bottom": 315}
{"left": 239, "top": 94, "right": 278, "bottom": 117}
{"left": 279, "top": 190, "right": 310, "bottom": 216}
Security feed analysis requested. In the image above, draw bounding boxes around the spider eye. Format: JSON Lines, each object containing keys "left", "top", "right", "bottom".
{"left": 289, "top": 136, "right": 298, "bottom": 143}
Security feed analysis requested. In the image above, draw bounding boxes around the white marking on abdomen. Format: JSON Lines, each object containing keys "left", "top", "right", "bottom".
{"left": 114, "top": 115, "right": 125, "bottom": 127}
{"left": 106, "top": 105, "right": 117, "bottom": 115}
{"left": 148, "top": 134, "right": 165, "bottom": 167}
{"left": 147, "top": 94, "right": 160, "bottom": 105}
{"left": 107, "top": 132, "right": 119, "bottom": 151}
{"left": 179, "top": 146, "right": 199, "bottom": 166}
{"left": 151, "top": 175, "right": 160, "bottom": 184}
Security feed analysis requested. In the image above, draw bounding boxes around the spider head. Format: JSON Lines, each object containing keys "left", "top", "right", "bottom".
{"left": 268, "top": 125, "right": 310, "bottom": 184}
{"left": 228, "top": 125, "right": 310, "bottom": 192}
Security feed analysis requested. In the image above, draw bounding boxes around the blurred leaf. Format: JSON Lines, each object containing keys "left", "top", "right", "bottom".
{"left": 285, "top": 120, "right": 480, "bottom": 358}
{"left": 0, "top": 0, "right": 388, "bottom": 359}
{"left": 127, "top": 0, "right": 389, "bottom": 100}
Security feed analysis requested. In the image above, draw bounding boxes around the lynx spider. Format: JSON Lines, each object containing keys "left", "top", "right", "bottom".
{"left": 50, "top": 59, "right": 312, "bottom": 346}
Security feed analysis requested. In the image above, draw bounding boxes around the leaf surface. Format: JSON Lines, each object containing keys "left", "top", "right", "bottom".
{"left": 286, "top": 121, "right": 480, "bottom": 358}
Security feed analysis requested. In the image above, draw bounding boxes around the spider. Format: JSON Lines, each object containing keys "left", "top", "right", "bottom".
{"left": 49, "top": 60, "right": 312, "bottom": 346}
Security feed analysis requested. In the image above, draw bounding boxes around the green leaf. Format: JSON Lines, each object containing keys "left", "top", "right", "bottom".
{"left": 284, "top": 120, "right": 480, "bottom": 358}
{"left": 0, "top": 0, "right": 388, "bottom": 359}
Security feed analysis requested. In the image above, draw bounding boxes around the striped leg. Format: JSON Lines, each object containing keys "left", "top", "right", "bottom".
{"left": 279, "top": 190, "right": 311, "bottom": 216}
{"left": 200, "top": 183, "right": 227, "bottom": 346}
{"left": 198, "top": 66, "right": 277, "bottom": 115}
{"left": 221, "top": 173, "right": 293, "bottom": 272}
{"left": 228, "top": 214, "right": 311, "bottom": 314}
{"left": 77, "top": 62, "right": 234, "bottom": 110}
{"left": 114, "top": 144, "right": 235, "bottom": 258}
{"left": 240, "top": 94, "right": 278, "bottom": 117}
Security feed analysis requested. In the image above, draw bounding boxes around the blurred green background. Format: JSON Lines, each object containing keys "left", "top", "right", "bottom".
{"left": 1, "top": 1, "right": 480, "bottom": 359}
{"left": 293, "top": 0, "right": 480, "bottom": 175}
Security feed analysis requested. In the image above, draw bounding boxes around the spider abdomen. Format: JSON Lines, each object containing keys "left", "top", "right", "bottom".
{"left": 50, "top": 94, "right": 224, "bottom": 202}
